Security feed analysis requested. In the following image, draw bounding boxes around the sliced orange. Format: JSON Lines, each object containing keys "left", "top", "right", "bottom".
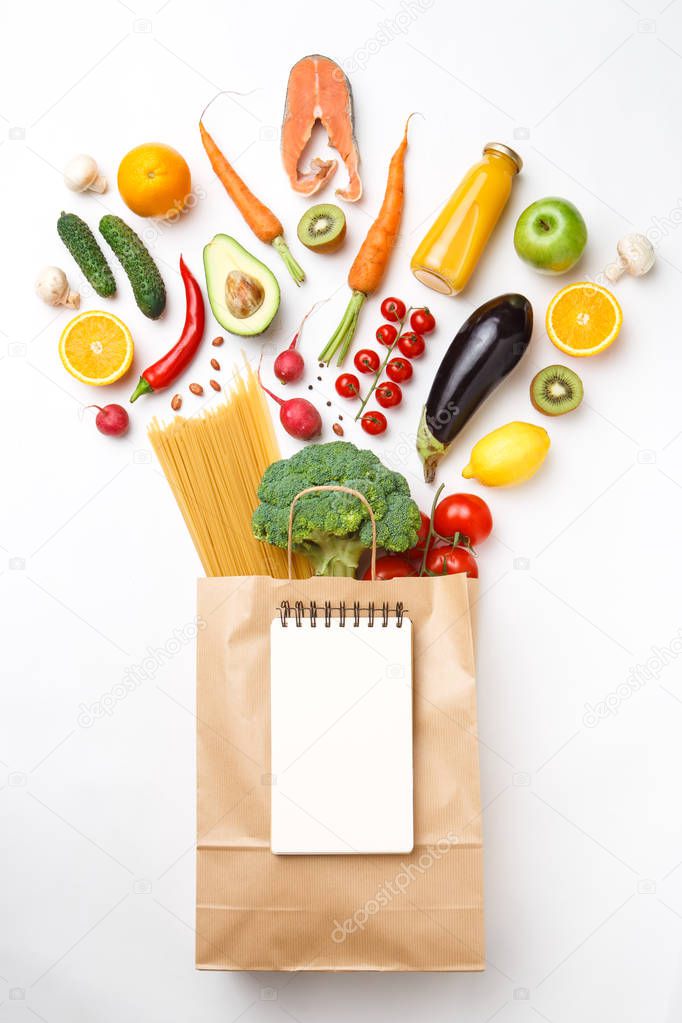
{"left": 59, "top": 310, "right": 134, "bottom": 386}
{"left": 546, "top": 282, "right": 622, "bottom": 357}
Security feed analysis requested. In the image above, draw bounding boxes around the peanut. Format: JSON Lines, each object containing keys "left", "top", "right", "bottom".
{"left": 171, "top": 394, "right": 182, "bottom": 411}
{"left": 189, "top": 383, "right": 203, "bottom": 396}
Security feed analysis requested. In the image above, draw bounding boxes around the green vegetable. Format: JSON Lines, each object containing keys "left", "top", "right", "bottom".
{"left": 252, "top": 441, "right": 421, "bottom": 577}
{"left": 99, "top": 214, "right": 166, "bottom": 319}
{"left": 57, "top": 212, "right": 116, "bottom": 298}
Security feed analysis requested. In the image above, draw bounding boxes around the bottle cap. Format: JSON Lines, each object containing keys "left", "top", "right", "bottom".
{"left": 483, "top": 143, "right": 522, "bottom": 173}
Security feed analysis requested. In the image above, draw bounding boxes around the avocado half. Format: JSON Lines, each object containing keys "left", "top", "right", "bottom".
{"left": 203, "top": 234, "right": 280, "bottom": 336}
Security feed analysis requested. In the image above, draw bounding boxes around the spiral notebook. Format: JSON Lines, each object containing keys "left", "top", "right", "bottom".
{"left": 270, "top": 601, "right": 413, "bottom": 855}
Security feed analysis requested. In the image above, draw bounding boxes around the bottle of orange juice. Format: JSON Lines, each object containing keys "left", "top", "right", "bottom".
{"left": 411, "top": 143, "right": 522, "bottom": 296}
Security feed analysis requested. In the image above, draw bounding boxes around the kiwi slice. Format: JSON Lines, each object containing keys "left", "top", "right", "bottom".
{"left": 531, "top": 364, "right": 583, "bottom": 416}
{"left": 297, "top": 203, "right": 346, "bottom": 254}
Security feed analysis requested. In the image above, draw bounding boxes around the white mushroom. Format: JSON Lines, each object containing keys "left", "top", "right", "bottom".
{"left": 35, "top": 266, "right": 80, "bottom": 308}
{"left": 604, "top": 233, "right": 655, "bottom": 283}
{"left": 63, "top": 154, "right": 107, "bottom": 194}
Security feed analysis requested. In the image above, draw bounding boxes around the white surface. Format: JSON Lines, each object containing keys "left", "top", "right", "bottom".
{"left": 2, "top": 0, "right": 682, "bottom": 1019}
{"left": 270, "top": 617, "right": 413, "bottom": 855}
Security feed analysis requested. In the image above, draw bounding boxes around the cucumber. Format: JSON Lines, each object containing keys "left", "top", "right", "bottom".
{"left": 99, "top": 215, "right": 166, "bottom": 320}
{"left": 57, "top": 212, "right": 116, "bottom": 298}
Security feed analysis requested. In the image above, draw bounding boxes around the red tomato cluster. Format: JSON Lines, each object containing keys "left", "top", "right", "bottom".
{"left": 339, "top": 298, "right": 436, "bottom": 436}
{"left": 363, "top": 492, "right": 493, "bottom": 580}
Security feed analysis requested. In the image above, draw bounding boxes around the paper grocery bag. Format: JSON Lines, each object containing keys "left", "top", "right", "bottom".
{"left": 196, "top": 573, "right": 484, "bottom": 972}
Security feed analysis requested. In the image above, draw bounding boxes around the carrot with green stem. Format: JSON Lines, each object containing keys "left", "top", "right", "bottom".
{"left": 199, "top": 96, "right": 305, "bottom": 286}
{"left": 319, "top": 116, "right": 413, "bottom": 365}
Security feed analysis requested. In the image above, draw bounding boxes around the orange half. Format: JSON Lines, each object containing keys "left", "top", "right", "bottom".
{"left": 546, "top": 282, "right": 622, "bottom": 357}
{"left": 59, "top": 310, "right": 134, "bottom": 386}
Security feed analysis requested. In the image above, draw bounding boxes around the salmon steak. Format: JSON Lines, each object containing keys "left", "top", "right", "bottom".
{"left": 282, "top": 54, "right": 362, "bottom": 202}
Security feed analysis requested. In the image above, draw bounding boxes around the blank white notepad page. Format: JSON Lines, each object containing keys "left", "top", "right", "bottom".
{"left": 270, "top": 616, "right": 413, "bottom": 855}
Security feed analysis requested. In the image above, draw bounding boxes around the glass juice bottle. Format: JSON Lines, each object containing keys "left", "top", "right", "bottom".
{"left": 411, "top": 143, "right": 522, "bottom": 296}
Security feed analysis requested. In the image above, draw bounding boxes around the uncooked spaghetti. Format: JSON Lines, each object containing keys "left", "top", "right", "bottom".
{"left": 148, "top": 359, "right": 310, "bottom": 578}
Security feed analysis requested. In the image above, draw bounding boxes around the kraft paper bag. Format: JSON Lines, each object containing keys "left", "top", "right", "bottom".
{"left": 196, "top": 573, "right": 484, "bottom": 972}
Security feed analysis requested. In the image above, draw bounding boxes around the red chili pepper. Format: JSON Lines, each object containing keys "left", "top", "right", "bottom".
{"left": 130, "top": 256, "right": 205, "bottom": 402}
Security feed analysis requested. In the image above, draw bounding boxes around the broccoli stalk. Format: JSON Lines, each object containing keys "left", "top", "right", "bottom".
{"left": 252, "top": 441, "right": 421, "bottom": 577}
{"left": 297, "top": 531, "right": 368, "bottom": 577}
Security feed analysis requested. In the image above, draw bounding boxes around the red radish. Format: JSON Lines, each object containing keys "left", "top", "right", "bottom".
{"left": 258, "top": 364, "right": 322, "bottom": 441}
{"left": 88, "top": 404, "right": 129, "bottom": 437}
{"left": 273, "top": 301, "right": 324, "bottom": 384}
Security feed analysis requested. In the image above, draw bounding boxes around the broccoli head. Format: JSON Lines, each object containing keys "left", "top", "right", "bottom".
{"left": 252, "top": 441, "right": 421, "bottom": 576}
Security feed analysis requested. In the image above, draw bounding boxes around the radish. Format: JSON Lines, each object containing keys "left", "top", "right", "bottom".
{"left": 273, "top": 300, "right": 325, "bottom": 384}
{"left": 258, "top": 365, "right": 321, "bottom": 441}
{"left": 88, "top": 404, "right": 129, "bottom": 437}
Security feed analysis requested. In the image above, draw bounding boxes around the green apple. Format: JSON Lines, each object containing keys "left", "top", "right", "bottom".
{"left": 513, "top": 197, "right": 587, "bottom": 274}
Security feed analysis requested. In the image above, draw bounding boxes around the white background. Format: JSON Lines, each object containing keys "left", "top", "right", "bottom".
{"left": 2, "top": 0, "right": 682, "bottom": 1019}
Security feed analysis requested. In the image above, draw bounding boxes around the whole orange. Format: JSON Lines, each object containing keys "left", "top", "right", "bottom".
{"left": 118, "top": 142, "right": 192, "bottom": 218}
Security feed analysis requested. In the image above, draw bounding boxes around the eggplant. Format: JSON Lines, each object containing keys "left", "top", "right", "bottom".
{"left": 417, "top": 294, "right": 533, "bottom": 482}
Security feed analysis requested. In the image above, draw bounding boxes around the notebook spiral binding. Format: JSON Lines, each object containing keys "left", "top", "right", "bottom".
{"left": 279, "top": 600, "right": 405, "bottom": 628}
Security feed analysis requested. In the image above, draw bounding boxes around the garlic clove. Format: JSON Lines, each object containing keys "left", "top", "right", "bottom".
{"left": 64, "top": 154, "right": 107, "bottom": 194}
{"left": 35, "top": 266, "right": 80, "bottom": 308}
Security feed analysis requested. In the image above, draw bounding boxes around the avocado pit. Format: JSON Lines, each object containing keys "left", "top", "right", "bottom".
{"left": 225, "top": 270, "right": 265, "bottom": 319}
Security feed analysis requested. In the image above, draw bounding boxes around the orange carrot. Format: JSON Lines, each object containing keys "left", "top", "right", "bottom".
{"left": 199, "top": 119, "right": 304, "bottom": 285}
{"left": 319, "top": 119, "right": 411, "bottom": 365}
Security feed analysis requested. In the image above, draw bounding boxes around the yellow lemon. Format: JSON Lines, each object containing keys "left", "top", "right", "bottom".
{"left": 59, "top": 310, "right": 133, "bottom": 386}
{"left": 462, "top": 422, "right": 550, "bottom": 487}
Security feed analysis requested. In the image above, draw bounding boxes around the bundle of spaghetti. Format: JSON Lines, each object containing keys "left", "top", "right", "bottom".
{"left": 148, "top": 359, "right": 310, "bottom": 579}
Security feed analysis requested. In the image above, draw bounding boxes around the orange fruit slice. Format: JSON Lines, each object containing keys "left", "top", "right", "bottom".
{"left": 59, "top": 310, "right": 134, "bottom": 386}
{"left": 118, "top": 142, "right": 192, "bottom": 218}
{"left": 546, "top": 282, "right": 622, "bottom": 357}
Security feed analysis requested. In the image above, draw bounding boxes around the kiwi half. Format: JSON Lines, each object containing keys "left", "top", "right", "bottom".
{"left": 531, "top": 364, "right": 583, "bottom": 416}
{"left": 297, "top": 203, "right": 346, "bottom": 254}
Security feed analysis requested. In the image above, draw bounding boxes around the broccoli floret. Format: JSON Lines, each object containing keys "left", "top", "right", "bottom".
{"left": 252, "top": 441, "right": 421, "bottom": 576}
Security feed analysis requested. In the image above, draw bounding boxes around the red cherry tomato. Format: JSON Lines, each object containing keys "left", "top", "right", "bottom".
{"left": 335, "top": 373, "right": 360, "bottom": 399}
{"left": 361, "top": 410, "right": 387, "bottom": 435}
{"left": 380, "top": 297, "right": 407, "bottom": 322}
{"left": 433, "top": 494, "right": 493, "bottom": 546}
{"left": 397, "top": 332, "right": 425, "bottom": 359}
{"left": 354, "top": 349, "right": 380, "bottom": 374}
{"left": 363, "top": 555, "right": 416, "bottom": 580}
{"left": 410, "top": 307, "right": 436, "bottom": 334}
{"left": 405, "top": 511, "right": 431, "bottom": 558}
{"left": 375, "top": 381, "right": 402, "bottom": 409}
{"left": 376, "top": 323, "right": 398, "bottom": 347}
{"left": 425, "top": 546, "right": 478, "bottom": 578}
{"left": 386, "top": 358, "right": 413, "bottom": 383}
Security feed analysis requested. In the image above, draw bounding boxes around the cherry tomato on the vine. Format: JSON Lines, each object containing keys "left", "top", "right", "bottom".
{"left": 410, "top": 307, "right": 436, "bottom": 334}
{"left": 397, "top": 331, "right": 425, "bottom": 359}
{"left": 425, "top": 546, "right": 478, "bottom": 578}
{"left": 354, "top": 349, "right": 380, "bottom": 374}
{"left": 433, "top": 494, "right": 493, "bottom": 546}
{"left": 361, "top": 410, "right": 387, "bottom": 435}
{"left": 376, "top": 323, "right": 398, "bottom": 347}
{"left": 405, "top": 511, "right": 431, "bottom": 559}
{"left": 380, "top": 297, "right": 407, "bottom": 322}
{"left": 363, "top": 555, "right": 416, "bottom": 581}
{"left": 335, "top": 373, "right": 360, "bottom": 399}
{"left": 376, "top": 381, "right": 402, "bottom": 409}
{"left": 386, "top": 358, "right": 413, "bottom": 383}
